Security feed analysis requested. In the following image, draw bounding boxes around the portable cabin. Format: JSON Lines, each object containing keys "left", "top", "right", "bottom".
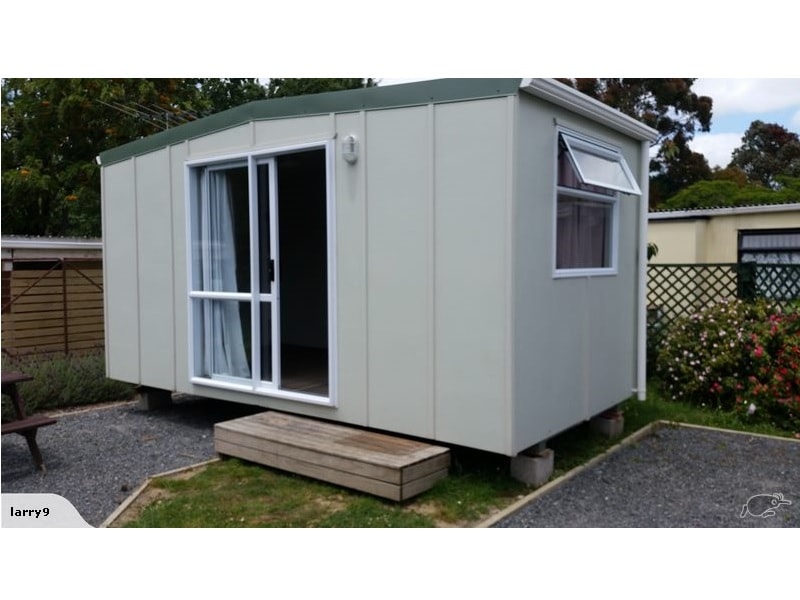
{"left": 99, "top": 78, "right": 658, "bottom": 457}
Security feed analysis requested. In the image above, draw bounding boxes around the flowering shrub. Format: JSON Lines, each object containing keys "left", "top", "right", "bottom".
{"left": 655, "top": 298, "right": 800, "bottom": 432}
{"left": 734, "top": 307, "right": 800, "bottom": 431}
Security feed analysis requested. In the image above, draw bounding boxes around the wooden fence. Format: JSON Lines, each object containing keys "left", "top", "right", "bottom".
{"left": 1, "top": 258, "right": 104, "bottom": 356}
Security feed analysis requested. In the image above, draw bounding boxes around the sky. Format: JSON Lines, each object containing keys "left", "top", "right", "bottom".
{"left": 689, "top": 79, "right": 800, "bottom": 168}
{"left": 380, "top": 78, "right": 800, "bottom": 170}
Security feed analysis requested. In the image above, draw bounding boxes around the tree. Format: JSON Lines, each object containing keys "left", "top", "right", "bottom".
{"left": 192, "top": 78, "right": 267, "bottom": 112}
{"left": 711, "top": 165, "right": 748, "bottom": 187}
{"left": 1, "top": 78, "right": 375, "bottom": 237}
{"left": 1, "top": 78, "right": 212, "bottom": 237}
{"left": 659, "top": 176, "right": 800, "bottom": 210}
{"left": 266, "top": 78, "right": 376, "bottom": 98}
{"left": 649, "top": 131, "right": 712, "bottom": 207}
{"left": 557, "top": 79, "right": 714, "bottom": 207}
{"left": 729, "top": 120, "right": 800, "bottom": 188}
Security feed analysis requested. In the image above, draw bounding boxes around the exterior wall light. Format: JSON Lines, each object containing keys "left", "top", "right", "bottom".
{"left": 342, "top": 134, "right": 358, "bottom": 164}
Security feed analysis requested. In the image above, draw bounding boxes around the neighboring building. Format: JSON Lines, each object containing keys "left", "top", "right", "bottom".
{"left": 647, "top": 204, "right": 800, "bottom": 318}
{"left": 99, "top": 79, "right": 657, "bottom": 456}
{"left": 648, "top": 203, "right": 800, "bottom": 264}
{"left": 1, "top": 236, "right": 104, "bottom": 355}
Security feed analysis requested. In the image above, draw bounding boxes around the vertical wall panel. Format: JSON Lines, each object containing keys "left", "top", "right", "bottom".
{"left": 102, "top": 160, "right": 141, "bottom": 383}
{"left": 433, "top": 98, "right": 511, "bottom": 453}
{"left": 170, "top": 143, "right": 190, "bottom": 392}
{"left": 187, "top": 124, "right": 252, "bottom": 158}
{"left": 512, "top": 95, "right": 643, "bottom": 453}
{"left": 365, "top": 106, "right": 433, "bottom": 437}
{"left": 135, "top": 149, "right": 175, "bottom": 390}
{"left": 331, "top": 112, "right": 369, "bottom": 424}
{"left": 253, "top": 116, "right": 333, "bottom": 148}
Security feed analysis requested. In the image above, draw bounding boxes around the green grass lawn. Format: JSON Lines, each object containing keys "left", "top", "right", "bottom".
{"left": 115, "top": 383, "right": 795, "bottom": 528}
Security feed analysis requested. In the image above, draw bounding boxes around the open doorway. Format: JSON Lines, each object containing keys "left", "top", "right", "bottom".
{"left": 276, "top": 149, "right": 329, "bottom": 396}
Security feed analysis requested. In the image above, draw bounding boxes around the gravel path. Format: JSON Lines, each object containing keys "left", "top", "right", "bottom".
{"left": 492, "top": 424, "right": 800, "bottom": 528}
{"left": 4, "top": 399, "right": 799, "bottom": 528}
{"left": 1, "top": 396, "right": 258, "bottom": 526}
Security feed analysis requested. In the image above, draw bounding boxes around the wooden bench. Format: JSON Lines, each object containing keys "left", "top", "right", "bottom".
{"left": 2, "top": 371, "right": 58, "bottom": 470}
{"left": 2, "top": 413, "right": 58, "bottom": 435}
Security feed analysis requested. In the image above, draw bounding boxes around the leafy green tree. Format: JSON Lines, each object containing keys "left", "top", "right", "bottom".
{"left": 2, "top": 78, "right": 375, "bottom": 237}
{"left": 266, "top": 78, "right": 376, "bottom": 98}
{"left": 2, "top": 78, "right": 211, "bottom": 236}
{"left": 649, "top": 131, "right": 712, "bottom": 207}
{"left": 192, "top": 78, "right": 267, "bottom": 111}
{"left": 561, "top": 79, "right": 711, "bottom": 136}
{"left": 711, "top": 165, "right": 748, "bottom": 187}
{"left": 729, "top": 120, "right": 800, "bottom": 188}
{"left": 659, "top": 176, "right": 800, "bottom": 210}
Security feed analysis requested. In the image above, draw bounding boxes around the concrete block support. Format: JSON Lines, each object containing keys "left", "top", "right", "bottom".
{"left": 590, "top": 408, "right": 625, "bottom": 438}
{"left": 510, "top": 447, "right": 554, "bottom": 487}
{"left": 137, "top": 386, "right": 173, "bottom": 411}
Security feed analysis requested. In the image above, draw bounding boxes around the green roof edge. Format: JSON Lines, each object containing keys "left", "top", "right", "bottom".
{"left": 99, "top": 78, "right": 523, "bottom": 166}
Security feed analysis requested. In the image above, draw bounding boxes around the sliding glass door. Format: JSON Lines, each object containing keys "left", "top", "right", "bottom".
{"left": 188, "top": 146, "right": 331, "bottom": 403}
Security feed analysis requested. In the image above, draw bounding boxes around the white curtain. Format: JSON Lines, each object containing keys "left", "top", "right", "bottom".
{"left": 202, "top": 170, "right": 251, "bottom": 378}
{"left": 556, "top": 197, "right": 608, "bottom": 269}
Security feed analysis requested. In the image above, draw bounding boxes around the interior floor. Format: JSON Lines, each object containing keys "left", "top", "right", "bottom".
{"left": 280, "top": 344, "right": 328, "bottom": 397}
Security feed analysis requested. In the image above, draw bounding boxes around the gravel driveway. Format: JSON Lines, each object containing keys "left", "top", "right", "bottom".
{"left": 489, "top": 423, "right": 800, "bottom": 528}
{"left": 4, "top": 398, "right": 799, "bottom": 528}
{"left": 1, "top": 396, "right": 258, "bottom": 526}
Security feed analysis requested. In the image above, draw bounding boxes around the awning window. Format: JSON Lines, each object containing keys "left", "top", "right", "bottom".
{"left": 560, "top": 132, "right": 641, "bottom": 196}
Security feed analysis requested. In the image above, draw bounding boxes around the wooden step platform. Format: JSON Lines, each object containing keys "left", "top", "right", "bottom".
{"left": 214, "top": 411, "right": 450, "bottom": 501}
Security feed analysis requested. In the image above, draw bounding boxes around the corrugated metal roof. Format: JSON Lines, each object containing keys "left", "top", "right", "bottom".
{"left": 1, "top": 235, "right": 103, "bottom": 249}
{"left": 649, "top": 202, "right": 800, "bottom": 220}
{"left": 98, "top": 79, "right": 523, "bottom": 166}
{"left": 1, "top": 236, "right": 103, "bottom": 260}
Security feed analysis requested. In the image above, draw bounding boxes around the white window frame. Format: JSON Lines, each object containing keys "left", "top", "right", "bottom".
{"left": 185, "top": 140, "right": 337, "bottom": 407}
{"left": 560, "top": 130, "right": 642, "bottom": 195}
{"left": 553, "top": 128, "right": 629, "bottom": 278}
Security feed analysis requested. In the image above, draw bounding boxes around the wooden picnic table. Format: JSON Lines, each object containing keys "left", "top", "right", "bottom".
{"left": 2, "top": 371, "right": 57, "bottom": 470}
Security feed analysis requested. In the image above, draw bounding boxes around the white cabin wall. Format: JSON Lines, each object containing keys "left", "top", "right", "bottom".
{"left": 511, "top": 94, "right": 641, "bottom": 453}
{"left": 254, "top": 115, "right": 333, "bottom": 149}
{"left": 330, "top": 111, "right": 369, "bottom": 425}
{"left": 135, "top": 148, "right": 176, "bottom": 390}
{"left": 364, "top": 105, "right": 434, "bottom": 437}
{"left": 187, "top": 123, "right": 253, "bottom": 157}
{"left": 433, "top": 98, "right": 513, "bottom": 453}
{"left": 102, "top": 160, "right": 141, "bottom": 384}
{"left": 170, "top": 143, "right": 191, "bottom": 392}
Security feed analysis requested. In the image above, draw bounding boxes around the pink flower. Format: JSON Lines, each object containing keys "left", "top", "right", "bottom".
{"left": 754, "top": 346, "right": 764, "bottom": 358}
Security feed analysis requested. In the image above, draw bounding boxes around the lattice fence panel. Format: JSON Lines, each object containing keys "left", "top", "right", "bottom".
{"left": 646, "top": 263, "right": 800, "bottom": 368}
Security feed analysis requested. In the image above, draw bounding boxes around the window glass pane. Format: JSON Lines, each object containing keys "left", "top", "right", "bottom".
{"left": 258, "top": 163, "right": 272, "bottom": 293}
{"left": 569, "top": 146, "right": 637, "bottom": 193}
{"left": 194, "top": 165, "right": 250, "bottom": 292}
{"left": 561, "top": 133, "right": 641, "bottom": 195}
{"left": 260, "top": 302, "right": 272, "bottom": 383}
{"left": 558, "top": 151, "right": 615, "bottom": 196}
{"left": 741, "top": 251, "right": 800, "bottom": 265}
{"left": 194, "top": 298, "right": 251, "bottom": 379}
{"left": 739, "top": 230, "right": 800, "bottom": 251}
{"left": 556, "top": 195, "right": 612, "bottom": 269}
